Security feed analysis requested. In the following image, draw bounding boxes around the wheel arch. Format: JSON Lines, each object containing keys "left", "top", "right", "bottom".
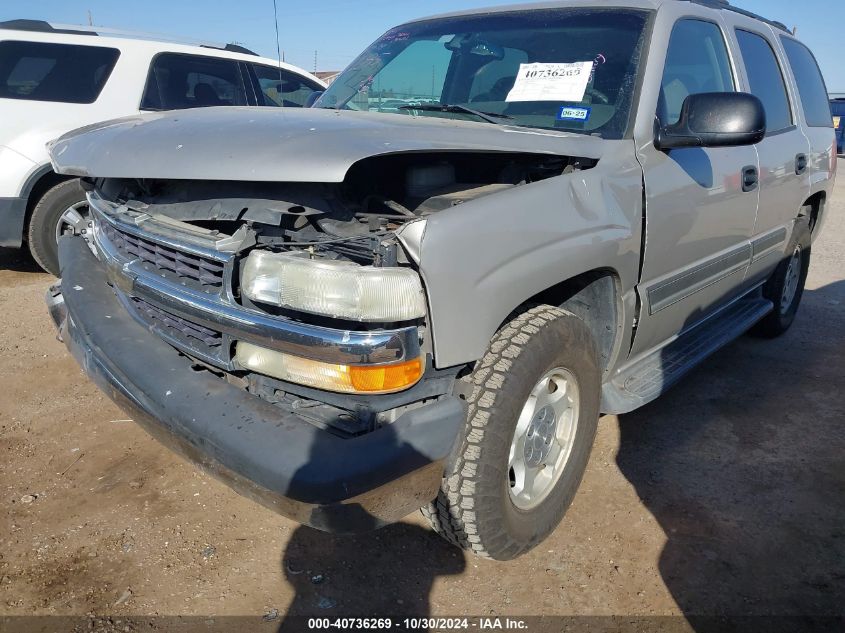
{"left": 449, "top": 268, "right": 625, "bottom": 379}
{"left": 509, "top": 268, "right": 624, "bottom": 377}
{"left": 21, "top": 165, "right": 76, "bottom": 242}
{"left": 798, "top": 190, "right": 826, "bottom": 237}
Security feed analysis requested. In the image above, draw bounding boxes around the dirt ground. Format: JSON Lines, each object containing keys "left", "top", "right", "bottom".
{"left": 1, "top": 163, "right": 843, "bottom": 628}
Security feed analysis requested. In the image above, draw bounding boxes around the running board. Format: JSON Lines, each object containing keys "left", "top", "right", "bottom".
{"left": 601, "top": 295, "right": 773, "bottom": 414}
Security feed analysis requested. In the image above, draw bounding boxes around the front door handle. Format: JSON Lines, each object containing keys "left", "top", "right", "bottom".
{"left": 795, "top": 153, "right": 808, "bottom": 175}
{"left": 742, "top": 165, "right": 759, "bottom": 192}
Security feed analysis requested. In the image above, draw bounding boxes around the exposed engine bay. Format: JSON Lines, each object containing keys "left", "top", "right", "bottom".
{"left": 91, "top": 151, "right": 596, "bottom": 267}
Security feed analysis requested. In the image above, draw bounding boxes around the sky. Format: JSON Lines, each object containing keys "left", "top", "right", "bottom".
{"left": 1, "top": 0, "right": 842, "bottom": 92}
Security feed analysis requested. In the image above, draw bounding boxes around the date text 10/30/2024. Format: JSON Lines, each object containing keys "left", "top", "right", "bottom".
{"left": 307, "top": 617, "right": 529, "bottom": 630}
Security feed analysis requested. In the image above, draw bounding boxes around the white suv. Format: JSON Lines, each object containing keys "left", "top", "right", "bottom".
{"left": 0, "top": 19, "right": 326, "bottom": 274}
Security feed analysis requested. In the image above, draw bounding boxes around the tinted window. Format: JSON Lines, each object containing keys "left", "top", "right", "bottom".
{"left": 141, "top": 53, "right": 247, "bottom": 110}
{"left": 0, "top": 40, "right": 119, "bottom": 104}
{"left": 660, "top": 20, "right": 734, "bottom": 125}
{"left": 251, "top": 64, "right": 322, "bottom": 107}
{"left": 735, "top": 30, "right": 792, "bottom": 132}
{"left": 781, "top": 37, "right": 833, "bottom": 128}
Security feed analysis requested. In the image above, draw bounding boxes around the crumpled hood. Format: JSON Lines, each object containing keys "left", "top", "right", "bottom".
{"left": 48, "top": 106, "right": 606, "bottom": 183}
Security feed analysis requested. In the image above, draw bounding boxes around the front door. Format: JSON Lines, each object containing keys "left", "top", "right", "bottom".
{"left": 631, "top": 17, "right": 759, "bottom": 356}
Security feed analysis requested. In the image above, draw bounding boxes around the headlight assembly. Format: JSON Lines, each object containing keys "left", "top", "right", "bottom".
{"left": 241, "top": 250, "right": 426, "bottom": 322}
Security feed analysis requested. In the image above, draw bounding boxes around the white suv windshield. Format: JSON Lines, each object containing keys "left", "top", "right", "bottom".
{"left": 315, "top": 8, "right": 650, "bottom": 139}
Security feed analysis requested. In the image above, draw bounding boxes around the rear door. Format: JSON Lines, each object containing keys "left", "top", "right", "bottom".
{"left": 140, "top": 52, "right": 249, "bottom": 111}
{"left": 631, "top": 15, "right": 759, "bottom": 356}
{"left": 724, "top": 19, "right": 810, "bottom": 285}
{"left": 778, "top": 36, "right": 837, "bottom": 208}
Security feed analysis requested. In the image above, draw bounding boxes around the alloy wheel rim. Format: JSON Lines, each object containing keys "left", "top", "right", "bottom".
{"left": 508, "top": 367, "right": 580, "bottom": 511}
{"left": 780, "top": 246, "right": 802, "bottom": 315}
{"left": 55, "top": 202, "right": 91, "bottom": 243}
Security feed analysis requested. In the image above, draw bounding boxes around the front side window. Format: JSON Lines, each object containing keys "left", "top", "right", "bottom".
{"left": 141, "top": 53, "right": 247, "bottom": 110}
{"left": 780, "top": 37, "right": 833, "bottom": 128}
{"left": 735, "top": 30, "right": 792, "bottom": 133}
{"left": 315, "top": 8, "right": 651, "bottom": 139}
{"left": 251, "top": 64, "right": 323, "bottom": 107}
{"left": 659, "top": 20, "right": 734, "bottom": 125}
{"left": 0, "top": 40, "right": 119, "bottom": 104}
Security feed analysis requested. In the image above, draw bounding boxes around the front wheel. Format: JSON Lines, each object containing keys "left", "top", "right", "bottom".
{"left": 422, "top": 305, "right": 601, "bottom": 560}
{"left": 27, "top": 178, "right": 91, "bottom": 276}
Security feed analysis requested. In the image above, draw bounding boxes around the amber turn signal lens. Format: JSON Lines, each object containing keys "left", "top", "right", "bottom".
{"left": 234, "top": 341, "right": 423, "bottom": 394}
{"left": 349, "top": 358, "right": 424, "bottom": 392}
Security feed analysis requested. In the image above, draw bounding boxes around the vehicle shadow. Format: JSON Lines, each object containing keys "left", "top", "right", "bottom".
{"left": 277, "top": 419, "right": 466, "bottom": 630}
{"left": 279, "top": 520, "right": 465, "bottom": 625}
{"left": 0, "top": 246, "right": 42, "bottom": 273}
{"left": 616, "top": 281, "right": 845, "bottom": 630}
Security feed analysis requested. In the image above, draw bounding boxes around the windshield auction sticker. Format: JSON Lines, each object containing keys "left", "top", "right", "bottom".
{"left": 506, "top": 62, "right": 594, "bottom": 102}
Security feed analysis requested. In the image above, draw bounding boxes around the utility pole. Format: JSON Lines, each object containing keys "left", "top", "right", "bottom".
{"left": 314, "top": 50, "right": 317, "bottom": 73}
{"left": 87, "top": 10, "right": 93, "bottom": 26}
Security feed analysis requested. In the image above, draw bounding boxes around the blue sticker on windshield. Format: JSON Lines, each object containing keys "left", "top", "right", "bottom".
{"left": 557, "top": 106, "right": 591, "bottom": 121}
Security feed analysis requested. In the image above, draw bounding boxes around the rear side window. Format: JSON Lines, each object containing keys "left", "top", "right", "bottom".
{"left": 660, "top": 20, "right": 735, "bottom": 125}
{"left": 780, "top": 37, "right": 833, "bottom": 128}
{"left": 142, "top": 53, "right": 248, "bottom": 110}
{"left": 735, "top": 30, "right": 792, "bottom": 133}
{"left": 251, "top": 64, "right": 322, "bottom": 107}
{"left": 0, "top": 40, "right": 119, "bottom": 104}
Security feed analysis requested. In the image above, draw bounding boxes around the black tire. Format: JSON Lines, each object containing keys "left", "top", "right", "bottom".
{"left": 751, "top": 220, "right": 811, "bottom": 338}
{"left": 422, "top": 305, "right": 601, "bottom": 560}
{"left": 27, "top": 178, "right": 88, "bottom": 276}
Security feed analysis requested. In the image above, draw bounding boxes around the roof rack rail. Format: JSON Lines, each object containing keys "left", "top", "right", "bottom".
{"left": 0, "top": 18, "right": 96, "bottom": 36}
{"left": 202, "top": 43, "right": 258, "bottom": 56}
{"left": 682, "top": 0, "right": 790, "bottom": 33}
{"left": 0, "top": 18, "right": 258, "bottom": 55}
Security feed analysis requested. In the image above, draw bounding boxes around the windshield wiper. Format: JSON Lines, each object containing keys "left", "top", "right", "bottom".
{"left": 398, "top": 103, "right": 513, "bottom": 125}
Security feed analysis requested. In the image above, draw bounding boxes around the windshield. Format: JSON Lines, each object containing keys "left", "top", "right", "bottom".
{"left": 315, "top": 8, "right": 650, "bottom": 139}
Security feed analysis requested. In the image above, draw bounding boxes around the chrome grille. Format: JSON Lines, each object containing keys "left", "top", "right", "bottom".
{"left": 99, "top": 221, "right": 225, "bottom": 290}
{"left": 130, "top": 297, "right": 223, "bottom": 348}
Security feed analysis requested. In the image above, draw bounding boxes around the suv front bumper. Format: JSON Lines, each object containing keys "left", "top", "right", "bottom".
{"left": 48, "top": 236, "right": 464, "bottom": 533}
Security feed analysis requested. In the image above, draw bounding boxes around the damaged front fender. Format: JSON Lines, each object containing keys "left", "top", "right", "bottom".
{"left": 407, "top": 142, "right": 644, "bottom": 369}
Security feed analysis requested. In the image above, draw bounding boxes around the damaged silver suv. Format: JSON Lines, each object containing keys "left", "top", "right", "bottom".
{"left": 47, "top": 0, "right": 836, "bottom": 560}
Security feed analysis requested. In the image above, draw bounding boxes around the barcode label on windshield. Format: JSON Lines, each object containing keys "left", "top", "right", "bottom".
{"left": 505, "top": 62, "right": 593, "bottom": 102}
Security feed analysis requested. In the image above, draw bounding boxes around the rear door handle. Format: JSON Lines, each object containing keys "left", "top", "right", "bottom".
{"left": 742, "top": 166, "right": 759, "bottom": 192}
{"left": 795, "top": 153, "right": 808, "bottom": 175}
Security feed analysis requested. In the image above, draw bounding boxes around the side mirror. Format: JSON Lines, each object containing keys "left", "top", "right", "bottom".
{"left": 656, "top": 92, "right": 766, "bottom": 151}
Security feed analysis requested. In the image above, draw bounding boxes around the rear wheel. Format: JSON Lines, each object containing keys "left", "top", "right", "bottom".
{"left": 752, "top": 220, "right": 811, "bottom": 338}
{"left": 422, "top": 305, "right": 601, "bottom": 560}
{"left": 27, "top": 179, "right": 90, "bottom": 276}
